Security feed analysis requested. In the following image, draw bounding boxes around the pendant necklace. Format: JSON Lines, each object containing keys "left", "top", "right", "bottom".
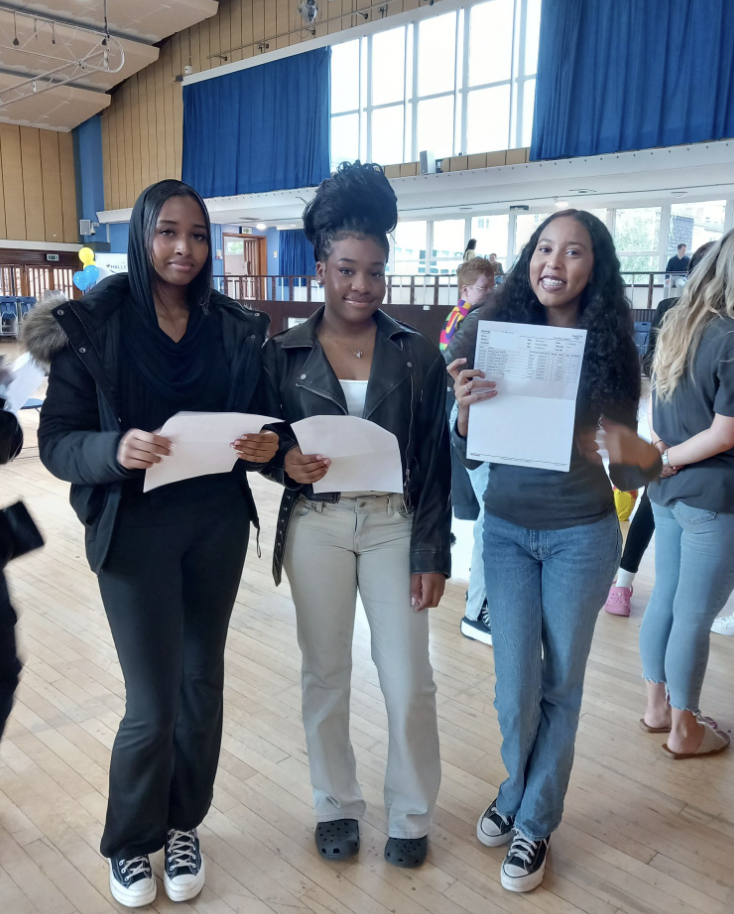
{"left": 319, "top": 329, "right": 374, "bottom": 359}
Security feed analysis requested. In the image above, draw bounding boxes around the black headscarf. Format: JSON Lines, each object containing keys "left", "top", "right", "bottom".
{"left": 123, "top": 180, "right": 216, "bottom": 403}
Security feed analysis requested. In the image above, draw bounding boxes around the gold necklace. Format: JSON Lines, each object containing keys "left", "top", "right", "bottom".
{"left": 319, "top": 328, "right": 375, "bottom": 360}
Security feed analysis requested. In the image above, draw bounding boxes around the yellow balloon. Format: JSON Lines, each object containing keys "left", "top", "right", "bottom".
{"left": 79, "top": 247, "right": 95, "bottom": 266}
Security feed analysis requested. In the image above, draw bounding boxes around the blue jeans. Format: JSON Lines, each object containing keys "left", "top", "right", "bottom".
{"left": 484, "top": 512, "right": 621, "bottom": 839}
{"left": 466, "top": 463, "right": 489, "bottom": 621}
{"left": 639, "top": 501, "right": 734, "bottom": 713}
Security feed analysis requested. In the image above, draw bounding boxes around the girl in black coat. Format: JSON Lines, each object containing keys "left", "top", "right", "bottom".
{"left": 26, "top": 180, "right": 278, "bottom": 908}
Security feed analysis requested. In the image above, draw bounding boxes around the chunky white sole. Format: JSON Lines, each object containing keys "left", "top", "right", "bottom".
{"left": 501, "top": 860, "right": 547, "bottom": 893}
{"left": 164, "top": 857, "right": 206, "bottom": 902}
{"left": 476, "top": 812, "right": 513, "bottom": 848}
{"left": 109, "top": 866, "right": 157, "bottom": 908}
{"left": 460, "top": 619, "right": 493, "bottom": 646}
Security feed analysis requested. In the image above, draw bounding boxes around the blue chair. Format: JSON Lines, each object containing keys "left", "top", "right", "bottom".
{"left": 21, "top": 398, "right": 43, "bottom": 412}
{"left": 633, "top": 320, "right": 652, "bottom": 359}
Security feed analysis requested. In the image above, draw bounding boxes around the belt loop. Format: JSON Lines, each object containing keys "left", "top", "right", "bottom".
{"left": 387, "top": 495, "right": 394, "bottom": 517}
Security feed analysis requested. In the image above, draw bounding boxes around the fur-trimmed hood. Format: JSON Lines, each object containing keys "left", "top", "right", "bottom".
{"left": 21, "top": 290, "right": 73, "bottom": 368}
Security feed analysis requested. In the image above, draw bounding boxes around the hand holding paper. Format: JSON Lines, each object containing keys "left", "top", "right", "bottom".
{"left": 291, "top": 415, "right": 403, "bottom": 494}
{"left": 143, "top": 411, "right": 279, "bottom": 492}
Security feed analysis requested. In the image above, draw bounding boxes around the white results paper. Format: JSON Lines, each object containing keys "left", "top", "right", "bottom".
{"left": 144, "top": 411, "right": 279, "bottom": 492}
{"left": 4, "top": 352, "right": 46, "bottom": 414}
{"left": 467, "top": 321, "right": 587, "bottom": 472}
{"left": 291, "top": 415, "right": 403, "bottom": 495}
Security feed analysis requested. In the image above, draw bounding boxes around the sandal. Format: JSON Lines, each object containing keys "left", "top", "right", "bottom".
{"left": 384, "top": 836, "right": 428, "bottom": 868}
{"left": 605, "top": 585, "right": 632, "bottom": 616}
{"left": 640, "top": 715, "right": 718, "bottom": 734}
{"left": 662, "top": 722, "right": 730, "bottom": 760}
{"left": 315, "top": 819, "right": 360, "bottom": 860}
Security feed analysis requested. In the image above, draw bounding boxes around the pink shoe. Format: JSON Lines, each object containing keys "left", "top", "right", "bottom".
{"left": 605, "top": 585, "right": 632, "bottom": 616}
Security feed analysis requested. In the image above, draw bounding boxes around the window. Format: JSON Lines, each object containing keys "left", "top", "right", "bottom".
{"left": 467, "top": 85, "right": 511, "bottom": 153}
{"left": 431, "top": 219, "right": 466, "bottom": 274}
{"left": 615, "top": 207, "right": 661, "bottom": 273}
{"left": 393, "top": 221, "right": 428, "bottom": 273}
{"left": 329, "top": 1, "right": 543, "bottom": 169}
{"left": 669, "top": 200, "right": 726, "bottom": 257}
{"left": 471, "top": 215, "right": 509, "bottom": 263}
{"left": 515, "top": 212, "right": 550, "bottom": 257}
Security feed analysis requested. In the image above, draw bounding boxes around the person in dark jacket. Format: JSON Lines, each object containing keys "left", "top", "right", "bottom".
{"left": 24, "top": 180, "right": 278, "bottom": 909}
{"left": 260, "top": 163, "right": 450, "bottom": 870}
{"left": 451, "top": 211, "right": 661, "bottom": 893}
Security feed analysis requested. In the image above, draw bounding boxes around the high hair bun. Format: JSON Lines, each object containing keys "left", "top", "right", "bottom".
{"left": 303, "top": 161, "right": 398, "bottom": 261}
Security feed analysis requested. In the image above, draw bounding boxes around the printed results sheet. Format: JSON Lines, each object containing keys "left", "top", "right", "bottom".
{"left": 467, "top": 321, "right": 587, "bottom": 472}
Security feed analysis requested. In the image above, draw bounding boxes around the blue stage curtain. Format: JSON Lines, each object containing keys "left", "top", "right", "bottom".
{"left": 531, "top": 0, "right": 734, "bottom": 161}
{"left": 280, "top": 229, "right": 315, "bottom": 277}
{"left": 182, "top": 48, "right": 331, "bottom": 196}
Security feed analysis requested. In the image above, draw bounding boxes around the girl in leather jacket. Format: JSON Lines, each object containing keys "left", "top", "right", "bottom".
{"left": 260, "top": 162, "right": 451, "bottom": 869}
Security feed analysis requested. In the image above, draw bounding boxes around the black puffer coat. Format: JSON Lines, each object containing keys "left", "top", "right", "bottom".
{"left": 24, "top": 274, "right": 270, "bottom": 573}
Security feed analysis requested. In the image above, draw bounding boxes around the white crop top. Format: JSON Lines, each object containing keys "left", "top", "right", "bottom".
{"left": 338, "top": 379, "right": 368, "bottom": 417}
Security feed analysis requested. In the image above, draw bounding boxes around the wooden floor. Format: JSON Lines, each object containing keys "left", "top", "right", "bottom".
{"left": 1, "top": 378, "right": 733, "bottom": 914}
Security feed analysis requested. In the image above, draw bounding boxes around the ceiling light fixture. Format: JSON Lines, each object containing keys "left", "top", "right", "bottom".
{"left": 256, "top": 222, "right": 267, "bottom": 230}
{"left": 554, "top": 199, "right": 569, "bottom": 208}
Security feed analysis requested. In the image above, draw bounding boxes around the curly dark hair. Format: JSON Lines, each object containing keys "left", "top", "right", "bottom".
{"left": 479, "top": 210, "right": 640, "bottom": 428}
{"left": 303, "top": 161, "right": 398, "bottom": 262}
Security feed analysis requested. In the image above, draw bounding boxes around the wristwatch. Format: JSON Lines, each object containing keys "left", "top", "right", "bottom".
{"left": 661, "top": 450, "right": 671, "bottom": 468}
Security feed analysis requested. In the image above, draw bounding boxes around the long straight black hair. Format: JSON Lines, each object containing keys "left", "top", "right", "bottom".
{"left": 130, "top": 179, "right": 214, "bottom": 312}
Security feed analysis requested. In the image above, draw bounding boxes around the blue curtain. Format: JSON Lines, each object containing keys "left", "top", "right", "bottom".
{"left": 183, "top": 48, "right": 331, "bottom": 197}
{"left": 531, "top": 0, "right": 734, "bottom": 161}
{"left": 280, "top": 229, "right": 315, "bottom": 276}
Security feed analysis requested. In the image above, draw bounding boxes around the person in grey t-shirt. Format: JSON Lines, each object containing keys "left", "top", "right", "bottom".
{"left": 640, "top": 233, "right": 734, "bottom": 761}
{"left": 450, "top": 210, "right": 661, "bottom": 893}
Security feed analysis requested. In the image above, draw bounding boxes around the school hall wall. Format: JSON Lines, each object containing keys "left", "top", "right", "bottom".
{"left": 101, "top": 0, "right": 449, "bottom": 211}
{"left": 0, "top": 125, "right": 78, "bottom": 245}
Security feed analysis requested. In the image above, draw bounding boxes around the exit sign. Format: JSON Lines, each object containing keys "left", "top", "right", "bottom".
{"left": 46, "top": 253, "right": 60, "bottom": 262}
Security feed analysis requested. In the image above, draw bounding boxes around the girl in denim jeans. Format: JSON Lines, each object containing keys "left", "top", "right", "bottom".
{"left": 640, "top": 233, "right": 734, "bottom": 760}
{"left": 451, "top": 211, "right": 661, "bottom": 893}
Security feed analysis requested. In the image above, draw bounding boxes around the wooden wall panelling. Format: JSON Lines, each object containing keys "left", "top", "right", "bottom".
{"left": 101, "top": 112, "right": 111, "bottom": 214}
{"left": 130, "top": 75, "right": 144, "bottom": 200}
{"left": 58, "top": 132, "right": 78, "bottom": 243}
{"left": 206, "top": 10, "right": 220, "bottom": 69}
{"left": 198, "top": 14, "right": 211, "bottom": 71}
{"left": 189, "top": 21, "right": 202, "bottom": 74}
{"left": 162, "top": 42, "right": 176, "bottom": 183}
{"left": 170, "top": 33, "right": 183, "bottom": 181}
{"left": 241, "top": 0, "right": 254, "bottom": 60}
{"left": 219, "top": 0, "right": 231, "bottom": 65}
{"left": 108, "top": 103, "right": 120, "bottom": 210}
{"left": 275, "top": 0, "right": 290, "bottom": 49}
{"left": 144, "top": 65, "right": 158, "bottom": 191}
{"left": 253, "top": 0, "right": 265, "bottom": 43}
{"left": 39, "top": 131, "right": 64, "bottom": 243}
{"left": 155, "top": 54, "right": 168, "bottom": 188}
{"left": 229, "top": 0, "right": 243, "bottom": 63}
{"left": 137, "top": 70, "right": 151, "bottom": 192}
{"left": 121, "top": 80, "right": 134, "bottom": 207}
{"left": 19, "top": 127, "right": 45, "bottom": 241}
{"left": 114, "top": 93, "right": 125, "bottom": 209}
{"left": 264, "top": 0, "right": 277, "bottom": 42}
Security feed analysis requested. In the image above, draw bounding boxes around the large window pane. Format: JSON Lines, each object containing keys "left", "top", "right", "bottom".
{"left": 394, "top": 220, "right": 427, "bottom": 273}
{"left": 469, "top": 0, "right": 514, "bottom": 86}
{"left": 372, "top": 27, "right": 405, "bottom": 106}
{"left": 515, "top": 213, "right": 551, "bottom": 259}
{"left": 467, "top": 85, "right": 511, "bottom": 153}
{"left": 371, "top": 105, "right": 405, "bottom": 166}
{"left": 614, "top": 207, "right": 661, "bottom": 254}
{"left": 417, "top": 12, "right": 457, "bottom": 97}
{"left": 331, "top": 40, "right": 360, "bottom": 114}
{"left": 619, "top": 254, "right": 657, "bottom": 273}
{"left": 331, "top": 113, "right": 359, "bottom": 170}
{"left": 524, "top": 0, "right": 542, "bottom": 76}
{"left": 431, "top": 219, "right": 466, "bottom": 274}
{"left": 416, "top": 95, "right": 454, "bottom": 158}
{"left": 471, "top": 215, "right": 509, "bottom": 264}
{"left": 521, "top": 78, "right": 536, "bottom": 148}
{"left": 669, "top": 200, "right": 726, "bottom": 256}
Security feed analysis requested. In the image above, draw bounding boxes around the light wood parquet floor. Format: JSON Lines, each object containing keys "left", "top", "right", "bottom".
{"left": 0, "top": 351, "right": 732, "bottom": 914}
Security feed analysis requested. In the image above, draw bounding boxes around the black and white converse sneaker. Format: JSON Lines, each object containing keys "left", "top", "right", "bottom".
{"left": 460, "top": 603, "right": 492, "bottom": 646}
{"left": 476, "top": 799, "right": 514, "bottom": 847}
{"left": 109, "top": 854, "right": 156, "bottom": 907}
{"left": 501, "top": 832, "right": 549, "bottom": 893}
{"left": 164, "top": 828, "right": 205, "bottom": 902}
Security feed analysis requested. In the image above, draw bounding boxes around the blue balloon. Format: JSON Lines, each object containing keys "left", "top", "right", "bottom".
{"left": 73, "top": 270, "right": 90, "bottom": 291}
{"left": 83, "top": 264, "right": 100, "bottom": 284}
